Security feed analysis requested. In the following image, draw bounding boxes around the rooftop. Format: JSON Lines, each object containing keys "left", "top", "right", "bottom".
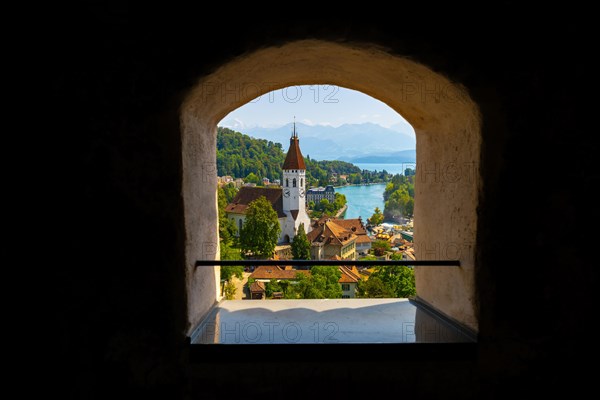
{"left": 225, "top": 186, "right": 286, "bottom": 218}
{"left": 249, "top": 265, "right": 310, "bottom": 280}
{"left": 308, "top": 219, "right": 357, "bottom": 246}
{"left": 307, "top": 185, "right": 334, "bottom": 192}
{"left": 282, "top": 130, "right": 306, "bottom": 170}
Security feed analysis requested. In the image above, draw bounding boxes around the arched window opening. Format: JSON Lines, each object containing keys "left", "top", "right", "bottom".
{"left": 181, "top": 40, "right": 482, "bottom": 341}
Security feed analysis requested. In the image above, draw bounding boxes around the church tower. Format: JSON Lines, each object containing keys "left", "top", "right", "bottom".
{"left": 281, "top": 120, "right": 312, "bottom": 241}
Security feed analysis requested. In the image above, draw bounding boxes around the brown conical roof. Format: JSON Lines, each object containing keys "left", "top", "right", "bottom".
{"left": 282, "top": 123, "right": 306, "bottom": 170}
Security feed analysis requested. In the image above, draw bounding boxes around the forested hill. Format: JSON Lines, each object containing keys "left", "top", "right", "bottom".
{"left": 217, "top": 127, "right": 381, "bottom": 186}
{"left": 217, "top": 127, "right": 285, "bottom": 181}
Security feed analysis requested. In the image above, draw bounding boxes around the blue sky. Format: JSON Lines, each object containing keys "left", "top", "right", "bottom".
{"left": 219, "top": 85, "right": 415, "bottom": 135}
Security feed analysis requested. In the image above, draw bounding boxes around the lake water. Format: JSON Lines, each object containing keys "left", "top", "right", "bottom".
{"left": 354, "top": 162, "right": 416, "bottom": 175}
{"left": 335, "top": 183, "right": 386, "bottom": 221}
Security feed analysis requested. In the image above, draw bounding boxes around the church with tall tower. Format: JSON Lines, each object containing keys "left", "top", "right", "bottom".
{"left": 281, "top": 122, "right": 312, "bottom": 241}
{"left": 224, "top": 121, "right": 312, "bottom": 244}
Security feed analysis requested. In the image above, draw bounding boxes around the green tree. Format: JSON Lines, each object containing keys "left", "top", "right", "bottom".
{"left": 218, "top": 186, "right": 237, "bottom": 245}
{"left": 240, "top": 196, "right": 281, "bottom": 258}
{"left": 220, "top": 264, "right": 243, "bottom": 282}
{"left": 221, "top": 182, "right": 238, "bottom": 203}
{"left": 245, "top": 172, "right": 260, "bottom": 185}
{"left": 286, "top": 266, "right": 342, "bottom": 299}
{"left": 218, "top": 184, "right": 243, "bottom": 282}
{"left": 333, "top": 193, "right": 347, "bottom": 210}
{"left": 357, "top": 276, "right": 394, "bottom": 298}
{"left": 265, "top": 279, "right": 282, "bottom": 297}
{"left": 372, "top": 240, "right": 391, "bottom": 256}
{"left": 311, "top": 266, "right": 343, "bottom": 298}
{"left": 383, "top": 173, "right": 415, "bottom": 220}
{"left": 369, "top": 207, "right": 384, "bottom": 226}
{"left": 223, "top": 281, "right": 237, "bottom": 300}
{"left": 291, "top": 223, "right": 311, "bottom": 260}
{"left": 370, "top": 264, "right": 416, "bottom": 298}
{"left": 319, "top": 198, "right": 330, "bottom": 211}
{"left": 220, "top": 242, "right": 244, "bottom": 283}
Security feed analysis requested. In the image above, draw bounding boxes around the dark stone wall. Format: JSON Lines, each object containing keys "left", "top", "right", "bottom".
{"left": 47, "top": 5, "right": 592, "bottom": 399}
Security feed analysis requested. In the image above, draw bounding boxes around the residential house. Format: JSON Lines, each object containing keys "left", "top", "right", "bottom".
{"left": 339, "top": 265, "right": 361, "bottom": 298}
{"left": 307, "top": 218, "right": 357, "bottom": 260}
{"left": 249, "top": 281, "right": 266, "bottom": 299}
{"left": 249, "top": 265, "right": 361, "bottom": 299}
{"left": 327, "top": 217, "right": 372, "bottom": 256}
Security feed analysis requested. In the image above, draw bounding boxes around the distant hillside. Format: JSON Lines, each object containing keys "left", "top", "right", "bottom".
{"left": 217, "top": 127, "right": 286, "bottom": 181}
{"left": 347, "top": 149, "right": 416, "bottom": 164}
{"left": 216, "top": 127, "right": 389, "bottom": 186}
{"left": 229, "top": 122, "right": 415, "bottom": 161}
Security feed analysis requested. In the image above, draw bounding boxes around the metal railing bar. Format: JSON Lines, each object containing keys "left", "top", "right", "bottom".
{"left": 195, "top": 259, "right": 459, "bottom": 267}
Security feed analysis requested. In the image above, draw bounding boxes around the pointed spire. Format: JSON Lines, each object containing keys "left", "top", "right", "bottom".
{"left": 282, "top": 118, "right": 306, "bottom": 170}
{"left": 292, "top": 116, "right": 297, "bottom": 138}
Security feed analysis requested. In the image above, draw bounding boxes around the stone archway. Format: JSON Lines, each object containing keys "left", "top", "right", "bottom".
{"left": 181, "top": 40, "right": 481, "bottom": 333}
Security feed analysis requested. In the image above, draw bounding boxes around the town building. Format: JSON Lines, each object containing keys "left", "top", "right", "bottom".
{"left": 339, "top": 265, "right": 361, "bottom": 298}
{"left": 326, "top": 217, "right": 372, "bottom": 256}
{"left": 306, "top": 185, "right": 335, "bottom": 204}
{"left": 307, "top": 217, "right": 371, "bottom": 259}
{"left": 307, "top": 218, "right": 358, "bottom": 260}
{"left": 249, "top": 281, "right": 266, "bottom": 299}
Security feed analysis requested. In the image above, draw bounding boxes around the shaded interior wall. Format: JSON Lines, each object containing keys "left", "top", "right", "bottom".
{"left": 182, "top": 41, "right": 480, "bottom": 330}
{"left": 51, "top": 6, "right": 592, "bottom": 399}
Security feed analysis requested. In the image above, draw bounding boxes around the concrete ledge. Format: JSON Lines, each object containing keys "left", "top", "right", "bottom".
{"left": 190, "top": 299, "right": 475, "bottom": 344}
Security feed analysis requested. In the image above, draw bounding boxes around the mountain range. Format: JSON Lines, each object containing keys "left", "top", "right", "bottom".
{"left": 220, "top": 121, "right": 416, "bottom": 162}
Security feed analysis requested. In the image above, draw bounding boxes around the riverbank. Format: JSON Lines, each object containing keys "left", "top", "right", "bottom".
{"left": 333, "top": 182, "right": 387, "bottom": 189}
{"left": 334, "top": 204, "right": 347, "bottom": 218}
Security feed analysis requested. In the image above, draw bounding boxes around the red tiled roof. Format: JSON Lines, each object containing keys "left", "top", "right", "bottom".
{"left": 225, "top": 187, "right": 285, "bottom": 218}
{"left": 356, "top": 235, "right": 372, "bottom": 244}
{"left": 331, "top": 218, "right": 367, "bottom": 235}
{"left": 338, "top": 266, "right": 360, "bottom": 283}
{"left": 249, "top": 265, "right": 310, "bottom": 280}
{"left": 307, "top": 219, "right": 357, "bottom": 246}
{"left": 249, "top": 281, "right": 266, "bottom": 293}
{"left": 251, "top": 265, "right": 358, "bottom": 284}
{"left": 282, "top": 137, "right": 306, "bottom": 170}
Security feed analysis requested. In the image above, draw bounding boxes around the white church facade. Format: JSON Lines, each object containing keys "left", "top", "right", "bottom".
{"left": 225, "top": 123, "right": 312, "bottom": 244}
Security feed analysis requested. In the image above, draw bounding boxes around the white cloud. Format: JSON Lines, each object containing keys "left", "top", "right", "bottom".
{"left": 219, "top": 117, "right": 246, "bottom": 129}
{"left": 360, "top": 114, "right": 368, "bottom": 118}
{"left": 301, "top": 119, "right": 314, "bottom": 125}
